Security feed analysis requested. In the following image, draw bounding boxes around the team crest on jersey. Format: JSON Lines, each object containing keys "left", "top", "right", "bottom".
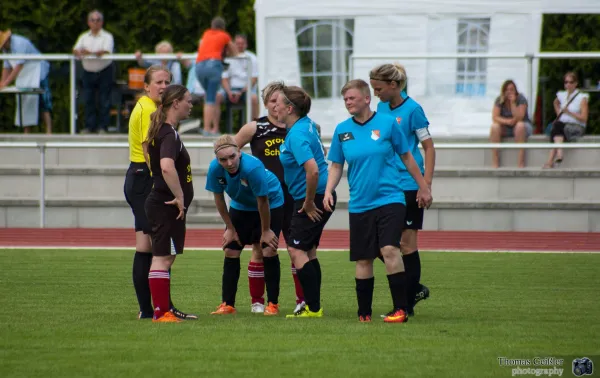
{"left": 217, "top": 177, "right": 226, "bottom": 185}
{"left": 371, "top": 130, "right": 380, "bottom": 141}
{"left": 396, "top": 117, "right": 402, "bottom": 125}
{"left": 241, "top": 179, "right": 248, "bottom": 187}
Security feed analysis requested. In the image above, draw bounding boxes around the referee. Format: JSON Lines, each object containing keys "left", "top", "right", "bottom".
{"left": 274, "top": 85, "right": 335, "bottom": 318}
{"left": 124, "top": 66, "right": 196, "bottom": 320}
{"left": 325, "top": 79, "right": 432, "bottom": 322}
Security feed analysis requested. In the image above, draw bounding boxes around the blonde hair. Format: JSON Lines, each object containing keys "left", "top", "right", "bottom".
{"left": 261, "top": 81, "right": 285, "bottom": 105}
{"left": 144, "top": 65, "right": 172, "bottom": 87}
{"left": 214, "top": 134, "right": 239, "bottom": 154}
{"left": 146, "top": 85, "right": 188, "bottom": 144}
{"left": 154, "top": 41, "right": 173, "bottom": 53}
{"left": 341, "top": 79, "right": 371, "bottom": 97}
{"left": 369, "top": 63, "right": 407, "bottom": 91}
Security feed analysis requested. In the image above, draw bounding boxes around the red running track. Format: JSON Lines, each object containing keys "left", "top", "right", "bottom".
{"left": 0, "top": 228, "right": 599, "bottom": 251}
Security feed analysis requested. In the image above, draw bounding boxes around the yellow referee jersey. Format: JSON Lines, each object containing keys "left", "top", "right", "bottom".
{"left": 128, "top": 95, "right": 157, "bottom": 163}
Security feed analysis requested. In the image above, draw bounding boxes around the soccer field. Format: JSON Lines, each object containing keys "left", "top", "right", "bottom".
{"left": 1, "top": 249, "right": 598, "bottom": 377}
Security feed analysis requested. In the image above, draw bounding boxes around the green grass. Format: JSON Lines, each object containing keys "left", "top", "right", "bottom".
{"left": 0, "top": 249, "right": 599, "bottom": 378}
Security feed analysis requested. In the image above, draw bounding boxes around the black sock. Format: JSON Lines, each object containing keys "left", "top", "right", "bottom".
{"left": 311, "top": 258, "right": 322, "bottom": 292}
{"left": 222, "top": 257, "right": 241, "bottom": 307}
{"left": 133, "top": 251, "right": 153, "bottom": 314}
{"left": 355, "top": 277, "right": 375, "bottom": 317}
{"left": 387, "top": 272, "right": 408, "bottom": 311}
{"left": 402, "top": 251, "right": 421, "bottom": 308}
{"left": 296, "top": 262, "right": 320, "bottom": 312}
{"left": 263, "top": 255, "right": 281, "bottom": 305}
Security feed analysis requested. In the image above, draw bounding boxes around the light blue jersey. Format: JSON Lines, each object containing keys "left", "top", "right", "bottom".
{"left": 279, "top": 116, "right": 328, "bottom": 200}
{"left": 377, "top": 93, "right": 430, "bottom": 190}
{"left": 328, "top": 112, "right": 409, "bottom": 213}
{"left": 205, "top": 152, "right": 284, "bottom": 211}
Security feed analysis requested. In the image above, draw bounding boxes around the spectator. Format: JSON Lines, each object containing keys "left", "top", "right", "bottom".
{"left": 216, "top": 34, "right": 259, "bottom": 126}
{"left": 0, "top": 29, "right": 52, "bottom": 134}
{"left": 135, "top": 41, "right": 183, "bottom": 85}
{"left": 185, "top": 62, "right": 205, "bottom": 105}
{"left": 544, "top": 72, "right": 589, "bottom": 168}
{"left": 194, "top": 16, "right": 237, "bottom": 136}
{"left": 489, "top": 80, "right": 533, "bottom": 168}
{"left": 73, "top": 10, "right": 114, "bottom": 134}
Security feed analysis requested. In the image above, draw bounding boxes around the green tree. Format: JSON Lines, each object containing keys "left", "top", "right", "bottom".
{"left": 0, "top": 0, "right": 256, "bottom": 133}
{"left": 538, "top": 14, "right": 600, "bottom": 135}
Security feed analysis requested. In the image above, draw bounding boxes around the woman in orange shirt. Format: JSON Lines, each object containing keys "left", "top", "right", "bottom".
{"left": 195, "top": 17, "right": 237, "bottom": 136}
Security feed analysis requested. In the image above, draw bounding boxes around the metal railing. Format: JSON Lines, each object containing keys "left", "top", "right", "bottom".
{"left": 349, "top": 51, "right": 600, "bottom": 121}
{"left": 0, "top": 53, "right": 254, "bottom": 134}
{"left": 1, "top": 141, "right": 599, "bottom": 228}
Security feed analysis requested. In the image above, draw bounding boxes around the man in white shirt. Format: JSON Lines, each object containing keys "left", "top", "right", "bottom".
{"left": 216, "top": 34, "right": 259, "bottom": 122}
{"left": 72, "top": 10, "right": 114, "bottom": 134}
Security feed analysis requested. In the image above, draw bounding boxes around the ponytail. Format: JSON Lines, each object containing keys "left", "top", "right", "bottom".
{"left": 146, "top": 105, "right": 166, "bottom": 144}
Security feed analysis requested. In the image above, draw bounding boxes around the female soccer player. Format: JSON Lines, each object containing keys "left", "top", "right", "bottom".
{"left": 275, "top": 85, "right": 334, "bottom": 318}
{"left": 234, "top": 81, "right": 305, "bottom": 313}
{"left": 370, "top": 63, "right": 436, "bottom": 316}
{"left": 124, "top": 66, "right": 196, "bottom": 320}
{"left": 206, "top": 135, "right": 283, "bottom": 316}
{"left": 144, "top": 84, "right": 195, "bottom": 323}
{"left": 324, "top": 79, "right": 432, "bottom": 323}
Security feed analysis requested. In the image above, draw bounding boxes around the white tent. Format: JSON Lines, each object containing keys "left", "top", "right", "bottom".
{"left": 254, "top": 0, "right": 600, "bottom": 136}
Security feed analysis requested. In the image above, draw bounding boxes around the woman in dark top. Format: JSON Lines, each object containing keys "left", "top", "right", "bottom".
{"left": 144, "top": 84, "right": 195, "bottom": 323}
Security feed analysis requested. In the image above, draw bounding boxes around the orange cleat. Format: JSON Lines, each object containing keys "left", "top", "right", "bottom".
{"left": 152, "top": 311, "right": 183, "bottom": 323}
{"left": 383, "top": 309, "right": 408, "bottom": 323}
{"left": 210, "top": 302, "right": 237, "bottom": 315}
{"left": 264, "top": 302, "right": 280, "bottom": 316}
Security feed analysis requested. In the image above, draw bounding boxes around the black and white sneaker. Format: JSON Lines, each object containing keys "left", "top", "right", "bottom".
{"left": 170, "top": 307, "right": 198, "bottom": 320}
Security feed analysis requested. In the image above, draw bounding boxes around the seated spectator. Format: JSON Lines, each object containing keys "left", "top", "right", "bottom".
{"left": 489, "top": 80, "right": 533, "bottom": 168}
{"left": 194, "top": 17, "right": 237, "bottom": 136}
{"left": 135, "top": 41, "right": 183, "bottom": 85}
{"left": 0, "top": 29, "right": 52, "bottom": 134}
{"left": 544, "top": 72, "right": 589, "bottom": 168}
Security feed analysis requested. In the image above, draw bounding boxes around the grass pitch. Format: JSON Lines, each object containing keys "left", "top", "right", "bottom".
{"left": 0, "top": 249, "right": 598, "bottom": 377}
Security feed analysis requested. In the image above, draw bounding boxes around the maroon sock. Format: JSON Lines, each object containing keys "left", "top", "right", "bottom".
{"left": 149, "top": 270, "right": 170, "bottom": 318}
{"left": 291, "top": 264, "right": 305, "bottom": 304}
{"left": 248, "top": 262, "right": 265, "bottom": 304}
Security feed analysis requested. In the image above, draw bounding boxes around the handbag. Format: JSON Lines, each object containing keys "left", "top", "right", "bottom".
{"left": 550, "top": 90, "right": 580, "bottom": 139}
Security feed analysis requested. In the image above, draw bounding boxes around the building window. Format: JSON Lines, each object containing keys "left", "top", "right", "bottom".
{"left": 456, "top": 18, "right": 490, "bottom": 96}
{"left": 295, "top": 19, "right": 354, "bottom": 99}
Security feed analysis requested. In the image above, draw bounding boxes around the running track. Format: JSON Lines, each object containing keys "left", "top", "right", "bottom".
{"left": 0, "top": 229, "right": 599, "bottom": 252}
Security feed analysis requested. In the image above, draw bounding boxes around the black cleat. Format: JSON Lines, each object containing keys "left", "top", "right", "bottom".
{"left": 170, "top": 307, "right": 198, "bottom": 320}
{"left": 414, "top": 284, "right": 430, "bottom": 306}
{"left": 138, "top": 311, "right": 153, "bottom": 319}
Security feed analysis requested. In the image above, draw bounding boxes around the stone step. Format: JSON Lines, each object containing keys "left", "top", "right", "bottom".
{"left": 1, "top": 166, "right": 599, "bottom": 202}
{"left": 2, "top": 197, "right": 598, "bottom": 231}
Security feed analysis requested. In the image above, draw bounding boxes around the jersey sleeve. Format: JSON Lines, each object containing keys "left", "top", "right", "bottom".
{"left": 391, "top": 121, "right": 409, "bottom": 155}
{"left": 140, "top": 106, "right": 152, "bottom": 142}
{"left": 289, "top": 131, "right": 314, "bottom": 166}
{"left": 409, "top": 106, "right": 430, "bottom": 132}
{"left": 247, "top": 166, "right": 269, "bottom": 197}
{"left": 159, "top": 132, "right": 180, "bottom": 161}
{"left": 205, "top": 160, "right": 224, "bottom": 193}
{"left": 327, "top": 128, "right": 345, "bottom": 165}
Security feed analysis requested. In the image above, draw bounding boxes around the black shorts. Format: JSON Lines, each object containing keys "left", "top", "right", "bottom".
{"left": 225, "top": 206, "right": 285, "bottom": 251}
{"left": 281, "top": 185, "right": 294, "bottom": 245}
{"left": 288, "top": 192, "right": 336, "bottom": 252}
{"left": 124, "top": 162, "right": 152, "bottom": 233}
{"left": 144, "top": 193, "right": 187, "bottom": 257}
{"left": 403, "top": 190, "right": 424, "bottom": 230}
{"left": 349, "top": 203, "right": 406, "bottom": 261}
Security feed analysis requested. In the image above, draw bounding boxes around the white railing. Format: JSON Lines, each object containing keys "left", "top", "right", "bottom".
{"left": 0, "top": 53, "right": 254, "bottom": 134}
{"left": 349, "top": 51, "right": 600, "bottom": 121}
{"left": 0, "top": 141, "right": 599, "bottom": 228}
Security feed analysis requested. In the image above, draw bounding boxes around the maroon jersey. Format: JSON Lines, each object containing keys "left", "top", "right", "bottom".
{"left": 249, "top": 116, "right": 287, "bottom": 183}
{"left": 147, "top": 124, "right": 194, "bottom": 208}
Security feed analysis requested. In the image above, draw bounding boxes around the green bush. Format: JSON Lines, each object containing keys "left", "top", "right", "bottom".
{"left": 0, "top": 0, "right": 255, "bottom": 133}
{"left": 538, "top": 14, "right": 600, "bottom": 135}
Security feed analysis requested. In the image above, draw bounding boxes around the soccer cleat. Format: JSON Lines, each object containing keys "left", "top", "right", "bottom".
{"left": 293, "top": 301, "right": 306, "bottom": 314}
{"left": 211, "top": 302, "right": 237, "bottom": 315}
{"left": 251, "top": 302, "right": 265, "bottom": 313}
{"left": 383, "top": 308, "right": 408, "bottom": 323}
{"left": 170, "top": 307, "right": 198, "bottom": 320}
{"left": 138, "top": 311, "right": 153, "bottom": 319}
{"left": 414, "top": 284, "right": 430, "bottom": 305}
{"left": 264, "top": 302, "right": 279, "bottom": 316}
{"left": 359, "top": 315, "right": 372, "bottom": 322}
{"left": 285, "top": 304, "right": 323, "bottom": 318}
{"left": 152, "top": 311, "right": 183, "bottom": 323}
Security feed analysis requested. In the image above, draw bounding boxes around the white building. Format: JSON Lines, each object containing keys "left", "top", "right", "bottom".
{"left": 254, "top": 0, "right": 599, "bottom": 137}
